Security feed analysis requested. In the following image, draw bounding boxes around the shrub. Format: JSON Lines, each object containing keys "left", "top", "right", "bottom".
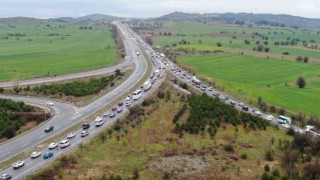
{"left": 265, "top": 150, "right": 273, "bottom": 161}
{"left": 241, "top": 153, "right": 248, "bottom": 159}
{"left": 264, "top": 164, "right": 270, "bottom": 172}
{"left": 223, "top": 144, "right": 234, "bottom": 152}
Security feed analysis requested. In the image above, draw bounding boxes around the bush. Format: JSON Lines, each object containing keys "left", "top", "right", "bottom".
{"left": 264, "top": 164, "right": 270, "bottom": 172}
{"left": 265, "top": 150, "right": 273, "bottom": 161}
{"left": 241, "top": 153, "right": 248, "bottom": 159}
{"left": 179, "top": 82, "right": 188, "bottom": 90}
{"left": 223, "top": 144, "right": 234, "bottom": 152}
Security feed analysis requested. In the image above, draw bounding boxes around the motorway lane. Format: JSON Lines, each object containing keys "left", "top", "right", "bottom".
{"left": 0, "top": 22, "right": 163, "bottom": 179}
{"left": 0, "top": 96, "right": 76, "bottom": 162}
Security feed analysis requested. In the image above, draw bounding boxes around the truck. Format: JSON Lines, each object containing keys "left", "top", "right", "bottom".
{"left": 143, "top": 81, "right": 152, "bottom": 91}
{"left": 191, "top": 76, "right": 201, "bottom": 85}
{"left": 154, "top": 69, "right": 160, "bottom": 77}
{"left": 277, "top": 115, "right": 291, "bottom": 125}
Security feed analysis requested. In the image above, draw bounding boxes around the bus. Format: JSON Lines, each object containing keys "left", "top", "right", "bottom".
{"left": 278, "top": 115, "right": 291, "bottom": 125}
{"left": 133, "top": 89, "right": 142, "bottom": 100}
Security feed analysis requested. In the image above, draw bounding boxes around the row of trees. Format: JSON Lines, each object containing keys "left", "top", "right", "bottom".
{"left": 296, "top": 56, "right": 309, "bottom": 63}
{"left": 28, "top": 72, "right": 122, "bottom": 97}
{"left": 173, "top": 94, "right": 269, "bottom": 137}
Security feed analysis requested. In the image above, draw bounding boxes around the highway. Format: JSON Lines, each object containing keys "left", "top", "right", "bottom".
{"left": 0, "top": 22, "right": 312, "bottom": 179}
{"left": 0, "top": 22, "right": 157, "bottom": 179}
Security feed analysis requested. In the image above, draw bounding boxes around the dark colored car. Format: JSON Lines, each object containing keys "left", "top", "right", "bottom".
{"left": 118, "top": 102, "right": 123, "bottom": 106}
{"left": 43, "top": 152, "right": 53, "bottom": 159}
{"left": 82, "top": 123, "right": 90, "bottom": 130}
{"left": 44, "top": 125, "right": 54, "bottom": 133}
{"left": 229, "top": 101, "right": 236, "bottom": 106}
{"left": 242, "top": 106, "right": 249, "bottom": 111}
{"left": 109, "top": 113, "right": 116, "bottom": 118}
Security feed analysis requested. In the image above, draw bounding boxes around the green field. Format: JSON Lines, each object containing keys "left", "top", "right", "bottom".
{"left": 0, "top": 21, "right": 118, "bottom": 81}
{"left": 152, "top": 21, "right": 320, "bottom": 62}
{"left": 178, "top": 53, "right": 320, "bottom": 116}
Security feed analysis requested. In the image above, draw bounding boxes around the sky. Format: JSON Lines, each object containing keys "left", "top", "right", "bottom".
{"left": 1, "top": 0, "right": 320, "bottom": 19}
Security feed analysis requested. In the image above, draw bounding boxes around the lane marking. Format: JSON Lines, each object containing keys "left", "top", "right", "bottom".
{"left": 20, "top": 142, "right": 29, "bottom": 148}
{"left": 0, "top": 152, "right": 9, "bottom": 158}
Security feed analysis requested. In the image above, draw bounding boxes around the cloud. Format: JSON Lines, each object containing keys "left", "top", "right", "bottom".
{"left": 1, "top": 0, "right": 320, "bottom": 18}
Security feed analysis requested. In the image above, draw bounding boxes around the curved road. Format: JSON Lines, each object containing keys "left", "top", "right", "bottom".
{"left": 0, "top": 22, "right": 163, "bottom": 179}
{"left": 0, "top": 22, "right": 147, "bottom": 164}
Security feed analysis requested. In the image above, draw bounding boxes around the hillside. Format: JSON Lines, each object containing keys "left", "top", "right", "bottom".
{"left": 156, "top": 11, "right": 320, "bottom": 29}
{"left": 53, "top": 14, "right": 124, "bottom": 23}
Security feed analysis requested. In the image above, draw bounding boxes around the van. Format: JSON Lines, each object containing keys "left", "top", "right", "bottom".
{"left": 60, "top": 140, "right": 70, "bottom": 148}
{"left": 95, "top": 117, "right": 105, "bottom": 126}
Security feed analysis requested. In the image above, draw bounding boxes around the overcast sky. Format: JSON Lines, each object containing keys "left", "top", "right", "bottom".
{"left": 1, "top": 0, "right": 320, "bottom": 19}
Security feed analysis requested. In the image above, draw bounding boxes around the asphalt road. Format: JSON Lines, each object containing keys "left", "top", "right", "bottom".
{"left": 0, "top": 22, "right": 154, "bottom": 179}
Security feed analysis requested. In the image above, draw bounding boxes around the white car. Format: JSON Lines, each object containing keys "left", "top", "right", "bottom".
{"left": 103, "top": 112, "right": 110, "bottom": 117}
{"left": 30, "top": 151, "right": 41, "bottom": 159}
{"left": 208, "top": 87, "right": 213, "bottom": 91}
{"left": 60, "top": 140, "right": 70, "bottom": 148}
{"left": 125, "top": 101, "right": 131, "bottom": 106}
{"left": 12, "top": 161, "right": 24, "bottom": 169}
{"left": 253, "top": 108, "right": 262, "bottom": 116}
{"left": 238, "top": 102, "right": 244, "bottom": 107}
{"left": 46, "top": 101, "right": 54, "bottom": 106}
{"left": 81, "top": 130, "right": 89, "bottom": 137}
{"left": 125, "top": 94, "right": 132, "bottom": 101}
{"left": 67, "top": 132, "right": 76, "bottom": 139}
{"left": 0, "top": 174, "right": 12, "bottom": 180}
{"left": 264, "top": 114, "right": 274, "bottom": 121}
{"left": 48, "top": 142, "right": 58, "bottom": 149}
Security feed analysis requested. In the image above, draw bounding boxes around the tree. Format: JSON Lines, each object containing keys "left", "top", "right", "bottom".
{"left": 303, "top": 56, "right": 309, "bottom": 63}
{"left": 216, "top": 42, "right": 222, "bottom": 47}
{"left": 264, "top": 47, "right": 270, "bottom": 53}
{"left": 281, "top": 149, "right": 299, "bottom": 179}
{"left": 144, "top": 36, "right": 153, "bottom": 45}
{"left": 296, "top": 76, "right": 306, "bottom": 88}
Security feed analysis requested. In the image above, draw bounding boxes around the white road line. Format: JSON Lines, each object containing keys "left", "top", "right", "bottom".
{"left": 26, "top": 161, "right": 33, "bottom": 166}
{"left": 20, "top": 142, "right": 29, "bottom": 148}
{"left": 38, "top": 134, "right": 46, "bottom": 139}
{"left": 0, "top": 152, "right": 10, "bottom": 158}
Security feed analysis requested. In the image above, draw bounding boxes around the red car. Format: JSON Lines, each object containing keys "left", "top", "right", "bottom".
{"left": 112, "top": 107, "right": 117, "bottom": 111}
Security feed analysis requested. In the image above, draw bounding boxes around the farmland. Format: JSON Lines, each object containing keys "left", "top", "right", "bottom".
{"left": 178, "top": 53, "right": 320, "bottom": 116}
{"left": 0, "top": 19, "right": 119, "bottom": 81}
{"left": 138, "top": 21, "right": 320, "bottom": 117}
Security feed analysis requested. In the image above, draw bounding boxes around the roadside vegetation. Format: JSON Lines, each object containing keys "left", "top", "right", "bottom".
{"left": 28, "top": 80, "right": 320, "bottom": 180}
{"left": 2, "top": 70, "right": 127, "bottom": 106}
{"left": 0, "top": 21, "right": 120, "bottom": 81}
{"left": 0, "top": 98, "right": 50, "bottom": 142}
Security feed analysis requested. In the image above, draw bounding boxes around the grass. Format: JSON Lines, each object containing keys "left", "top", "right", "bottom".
{"left": 151, "top": 21, "right": 320, "bottom": 63}
{"left": 0, "top": 23, "right": 119, "bottom": 81}
{"left": 177, "top": 53, "right": 320, "bottom": 116}
{"left": 28, "top": 81, "right": 297, "bottom": 180}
